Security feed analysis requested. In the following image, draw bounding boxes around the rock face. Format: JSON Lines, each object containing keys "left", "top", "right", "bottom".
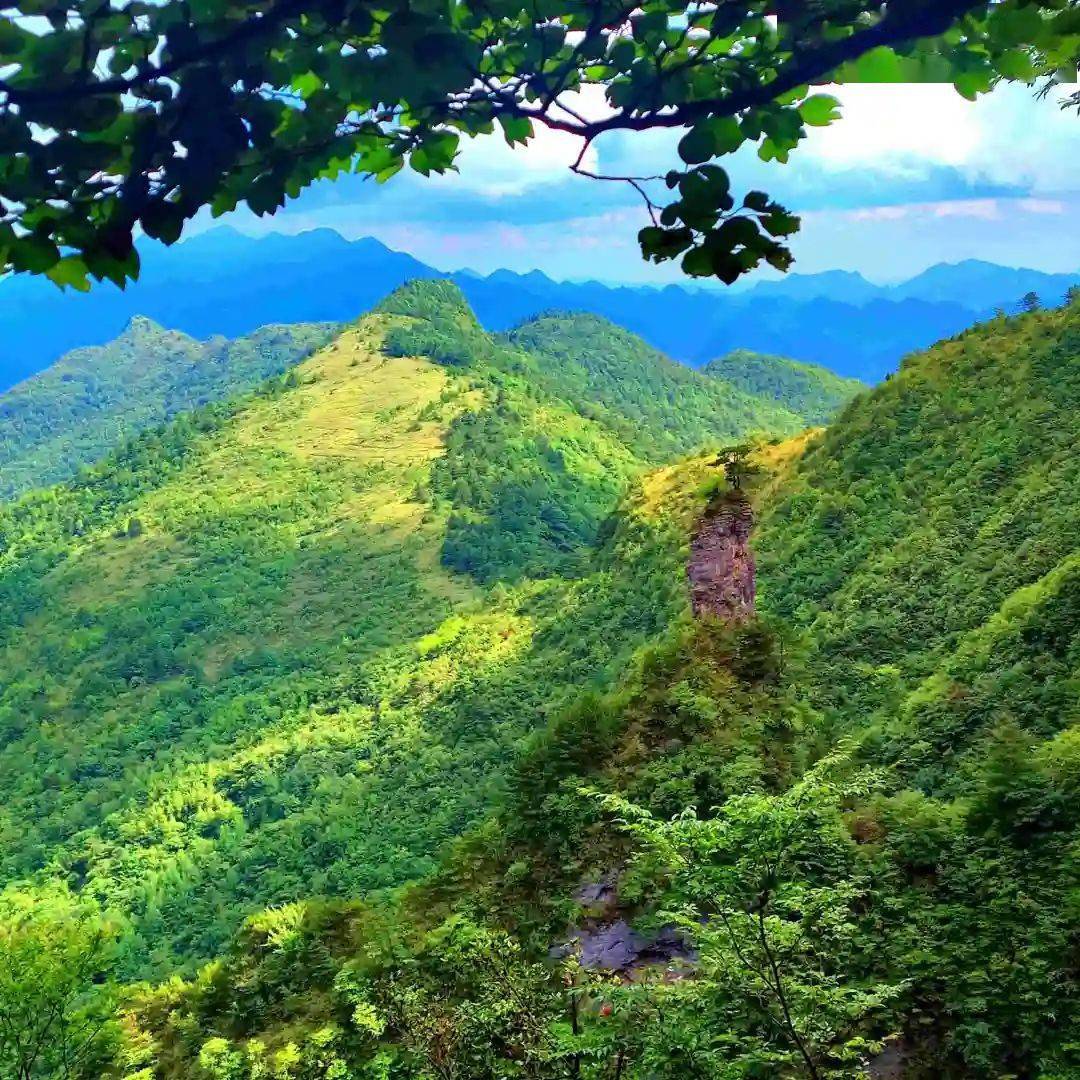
{"left": 573, "top": 921, "right": 696, "bottom": 972}
{"left": 551, "top": 873, "right": 697, "bottom": 976}
{"left": 688, "top": 495, "right": 755, "bottom": 620}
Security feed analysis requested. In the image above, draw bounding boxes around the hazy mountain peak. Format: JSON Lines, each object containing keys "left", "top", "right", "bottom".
{"left": 120, "top": 315, "right": 170, "bottom": 340}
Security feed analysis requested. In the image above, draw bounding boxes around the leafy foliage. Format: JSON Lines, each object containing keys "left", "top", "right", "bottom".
{"left": 0, "top": 894, "right": 120, "bottom": 1079}
{"left": 0, "top": 1, "right": 1075, "bottom": 285}
{"left": 0, "top": 318, "right": 335, "bottom": 500}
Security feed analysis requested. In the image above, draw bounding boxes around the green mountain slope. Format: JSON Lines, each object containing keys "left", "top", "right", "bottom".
{"left": 504, "top": 311, "right": 808, "bottom": 458}
{"left": 755, "top": 303, "right": 1079, "bottom": 742}
{"left": 0, "top": 282, "right": 794, "bottom": 979}
{"left": 0, "top": 317, "right": 336, "bottom": 500}
{"left": 87, "top": 302, "right": 1080, "bottom": 1079}
{"left": 379, "top": 282, "right": 805, "bottom": 582}
{"left": 703, "top": 347, "right": 865, "bottom": 426}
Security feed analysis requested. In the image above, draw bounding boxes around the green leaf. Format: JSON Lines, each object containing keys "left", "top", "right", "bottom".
{"left": 609, "top": 37, "right": 636, "bottom": 72}
{"left": 45, "top": 255, "right": 91, "bottom": 291}
{"left": 10, "top": 234, "right": 59, "bottom": 273}
{"left": 677, "top": 117, "right": 744, "bottom": 165}
{"left": 498, "top": 115, "right": 533, "bottom": 146}
{"left": 0, "top": 18, "right": 25, "bottom": 54}
{"left": 410, "top": 132, "right": 459, "bottom": 175}
{"left": 994, "top": 48, "right": 1036, "bottom": 81}
{"left": 850, "top": 46, "right": 904, "bottom": 83}
{"left": 799, "top": 94, "right": 841, "bottom": 127}
{"left": 955, "top": 68, "right": 994, "bottom": 101}
{"left": 140, "top": 202, "right": 186, "bottom": 244}
{"left": 639, "top": 225, "right": 693, "bottom": 262}
{"left": 709, "top": 116, "right": 746, "bottom": 155}
{"left": 678, "top": 125, "right": 714, "bottom": 165}
{"left": 292, "top": 71, "right": 322, "bottom": 99}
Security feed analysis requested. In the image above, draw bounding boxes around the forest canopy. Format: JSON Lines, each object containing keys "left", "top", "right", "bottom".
{"left": 0, "top": 0, "right": 1077, "bottom": 288}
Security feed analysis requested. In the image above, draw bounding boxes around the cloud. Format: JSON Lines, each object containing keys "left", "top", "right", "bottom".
{"left": 803, "top": 84, "right": 982, "bottom": 174}
{"left": 1018, "top": 198, "right": 1066, "bottom": 214}
{"left": 432, "top": 121, "right": 596, "bottom": 197}
{"left": 596, "top": 81, "right": 1080, "bottom": 213}
{"left": 189, "top": 80, "right": 1080, "bottom": 285}
{"left": 786, "top": 81, "right": 1080, "bottom": 192}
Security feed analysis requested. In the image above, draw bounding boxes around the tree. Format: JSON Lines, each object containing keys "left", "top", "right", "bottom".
{"left": 713, "top": 443, "right": 761, "bottom": 492}
{"left": 1022, "top": 291, "right": 1042, "bottom": 313}
{"left": 1066, "top": 284, "right": 1080, "bottom": 306}
{"left": 593, "top": 756, "right": 904, "bottom": 1079}
{"left": 0, "top": 899, "right": 119, "bottom": 1080}
{"left": 0, "top": 1, "right": 1075, "bottom": 289}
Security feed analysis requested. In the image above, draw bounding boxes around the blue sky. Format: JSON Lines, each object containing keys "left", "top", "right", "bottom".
{"left": 191, "top": 82, "right": 1080, "bottom": 285}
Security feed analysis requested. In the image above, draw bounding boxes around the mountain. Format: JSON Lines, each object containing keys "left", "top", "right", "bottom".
{"left": 0, "top": 229, "right": 437, "bottom": 391}
{"left": 738, "top": 260, "right": 1080, "bottom": 312}
{"left": 503, "top": 312, "right": 810, "bottom": 460}
{"left": 738, "top": 268, "right": 885, "bottom": 306}
{"left": 38, "top": 296, "right": 1076, "bottom": 1078}
{"left": 702, "top": 348, "right": 866, "bottom": 426}
{"left": 4, "top": 228, "right": 1071, "bottom": 392}
{"left": 0, "top": 317, "right": 335, "bottom": 500}
{"left": 891, "top": 258, "right": 1080, "bottom": 310}
{"left": 0, "top": 281, "right": 801, "bottom": 981}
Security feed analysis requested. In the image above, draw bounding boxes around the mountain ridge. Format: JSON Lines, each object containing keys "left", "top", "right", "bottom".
{"left": 0, "top": 318, "right": 336, "bottom": 500}
{"left": 3, "top": 228, "right": 1074, "bottom": 392}
{"left": 4, "top": 290, "right": 855, "bottom": 502}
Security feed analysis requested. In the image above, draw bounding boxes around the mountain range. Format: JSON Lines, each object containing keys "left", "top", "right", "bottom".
{"left": 1, "top": 281, "right": 1076, "bottom": 1077}
{"left": 0, "top": 304, "right": 862, "bottom": 501}
{"left": 1, "top": 226, "right": 1075, "bottom": 392}
{"left": 0, "top": 281, "right": 816, "bottom": 975}
{"left": 0, "top": 318, "right": 335, "bottom": 500}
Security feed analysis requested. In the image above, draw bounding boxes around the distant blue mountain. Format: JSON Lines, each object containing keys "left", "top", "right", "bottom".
{"left": 1, "top": 228, "right": 1075, "bottom": 393}
{"left": 888, "top": 259, "right": 1079, "bottom": 309}
{"left": 738, "top": 269, "right": 885, "bottom": 306}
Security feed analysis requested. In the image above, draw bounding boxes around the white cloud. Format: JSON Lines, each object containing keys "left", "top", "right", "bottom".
{"left": 430, "top": 86, "right": 612, "bottom": 197}
{"left": 804, "top": 84, "right": 981, "bottom": 173}
{"left": 1019, "top": 198, "right": 1066, "bottom": 214}
{"left": 931, "top": 198, "right": 1002, "bottom": 220}
{"left": 438, "top": 123, "right": 596, "bottom": 197}
{"left": 801, "top": 82, "right": 1080, "bottom": 194}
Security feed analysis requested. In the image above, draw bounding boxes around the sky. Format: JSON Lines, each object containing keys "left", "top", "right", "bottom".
{"left": 190, "top": 81, "right": 1080, "bottom": 286}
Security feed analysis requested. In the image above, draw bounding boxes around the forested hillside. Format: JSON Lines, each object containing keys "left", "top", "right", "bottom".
{"left": 46, "top": 297, "right": 1077, "bottom": 1080}
{"left": 505, "top": 312, "right": 815, "bottom": 459}
{"left": 0, "top": 282, "right": 801, "bottom": 1000}
{"left": 703, "top": 348, "right": 865, "bottom": 426}
{"left": 0, "top": 318, "right": 335, "bottom": 499}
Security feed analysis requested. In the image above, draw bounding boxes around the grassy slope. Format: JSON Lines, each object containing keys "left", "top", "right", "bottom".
{"left": 702, "top": 347, "right": 866, "bottom": 426}
{"left": 1, "top": 285, "right": 793, "bottom": 977}
{"left": 0, "top": 318, "right": 336, "bottom": 500}
{"left": 106, "top": 304, "right": 1080, "bottom": 1078}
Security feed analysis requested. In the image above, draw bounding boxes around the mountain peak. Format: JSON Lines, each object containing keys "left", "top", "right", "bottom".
{"left": 374, "top": 277, "right": 478, "bottom": 326}
{"left": 121, "top": 315, "right": 166, "bottom": 338}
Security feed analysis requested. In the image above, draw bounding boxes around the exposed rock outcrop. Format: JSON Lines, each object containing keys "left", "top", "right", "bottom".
{"left": 551, "top": 872, "right": 696, "bottom": 977}
{"left": 688, "top": 495, "right": 755, "bottom": 620}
